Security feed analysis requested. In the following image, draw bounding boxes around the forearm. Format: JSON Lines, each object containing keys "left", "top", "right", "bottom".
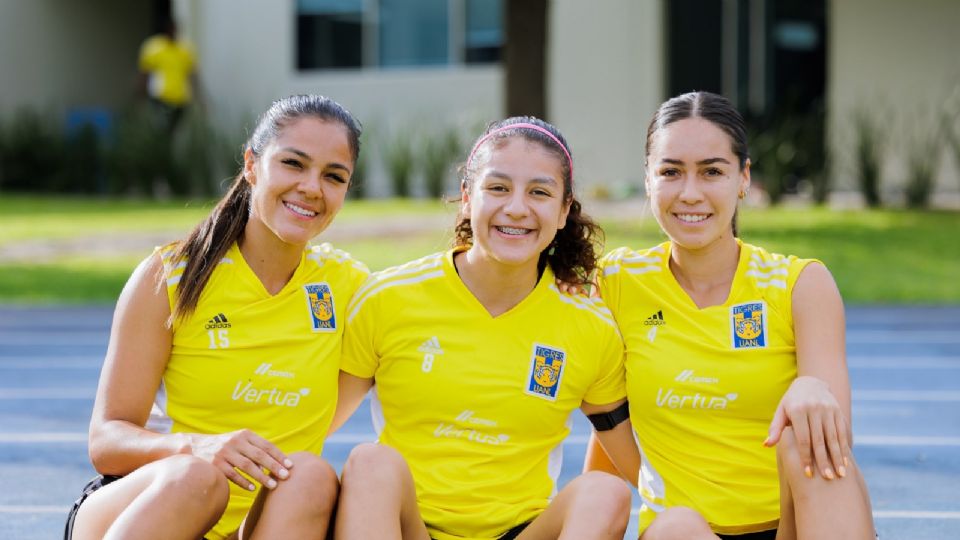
{"left": 594, "top": 421, "right": 641, "bottom": 487}
{"left": 89, "top": 419, "right": 191, "bottom": 475}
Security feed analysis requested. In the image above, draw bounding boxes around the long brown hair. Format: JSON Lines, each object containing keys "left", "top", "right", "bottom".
{"left": 168, "top": 95, "right": 362, "bottom": 321}
{"left": 454, "top": 116, "right": 602, "bottom": 286}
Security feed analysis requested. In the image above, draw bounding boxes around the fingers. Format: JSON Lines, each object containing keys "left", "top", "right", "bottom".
{"left": 245, "top": 432, "right": 293, "bottom": 477}
{"left": 823, "top": 410, "right": 846, "bottom": 478}
{"left": 791, "top": 414, "right": 815, "bottom": 479}
{"left": 807, "top": 413, "right": 835, "bottom": 480}
{"left": 765, "top": 404, "right": 787, "bottom": 447}
{"left": 195, "top": 430, "right": 291, "bottom": 491}
{"left": 836, "top": 413, "right": 853, "bottom": 476}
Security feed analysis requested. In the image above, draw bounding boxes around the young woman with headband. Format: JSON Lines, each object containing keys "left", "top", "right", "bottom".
{"left": 585, "top": 91, "right": 875, "bottom": 540}
{"left": 332, "top": 117, "right": 640, "bottom": 540}
{"left": 67, "top": 95, "right": 368, "bottom": 540}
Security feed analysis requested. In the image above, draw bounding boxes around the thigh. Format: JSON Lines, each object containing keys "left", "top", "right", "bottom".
{"left": 71, "top": 455, "right": 224, "bottom": 540}
{"left": 515, "top": 471, "right": 630, "bottom": 540}
{"left": 65, "top": 475, "right": 122, "bottom": 539}
{"left": 71, "top": 466, "right": 167, "bottom": 540}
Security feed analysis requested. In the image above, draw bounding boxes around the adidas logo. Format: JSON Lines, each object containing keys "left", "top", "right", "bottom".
{"left": 417, "top": 336, "right": 444, "bottom": 355}
{"left": 205, "top": 313, "right": 232, "bottom": 329}
{"left": 643, "top": 310, "right": 666, "bottom": 326}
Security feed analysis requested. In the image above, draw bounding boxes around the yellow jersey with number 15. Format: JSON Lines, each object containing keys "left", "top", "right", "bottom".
{"left": 342, "top": 249, "right": 626, "bottom": 540}
{"left": 599, "top": 240, "right": 818, "bottom": 536}
{"left": 153, "top": 241, "right": 368, "bottom": 539}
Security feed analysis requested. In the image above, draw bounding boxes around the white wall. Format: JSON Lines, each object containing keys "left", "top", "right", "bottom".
{"left": 549, "top": 0, "right": 664, "bottom": 196}
{"left": 828, "top": 0, "right": 960, "bottom": 202}
{"left": 0, "top": 0, "right": 150, "bottom": 115}
{"left": 183, "top": 0, "right": 502, "bottom": 196}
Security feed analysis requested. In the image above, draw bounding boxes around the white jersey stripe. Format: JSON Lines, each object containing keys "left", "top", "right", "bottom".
{"left": 352, "top": 255, "right": 444, "bottom": 301}
{"left": 745, "top": 268, "right": 788, "bottom": 279}
{"left": 348, "top": 270, "right": 445, "bottom": 323}
{"left": 626, "top": 266, "right": 662, "bottom": 275}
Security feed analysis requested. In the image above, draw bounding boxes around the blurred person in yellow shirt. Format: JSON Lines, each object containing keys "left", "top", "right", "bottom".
{"left": 138, "top": 17, "right": 197, "bottom": 133}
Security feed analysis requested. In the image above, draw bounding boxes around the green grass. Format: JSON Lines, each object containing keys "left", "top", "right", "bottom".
{"left": 0, "top": 195, "right": 448, "bottom": 246}
{"left": 0, "top": 196, "right": 957, "bottom": 304}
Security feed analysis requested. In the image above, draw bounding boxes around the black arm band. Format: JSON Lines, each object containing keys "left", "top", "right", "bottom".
{"left": 587, "top": 400, "right": 630, "bottom": 431}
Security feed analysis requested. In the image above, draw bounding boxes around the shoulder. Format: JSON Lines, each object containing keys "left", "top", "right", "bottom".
{"left": 306, "top": 242, "right": 369, "bottom": 277}
{"left": 346, "top": 252, "right": 447, "bottom": 320}
{"left": 544, "top": 281, "right": 620, "bottom": 335}
{"left": 599, "top": 243, "right": 668, "bottom": 279}
{"left": 742, "top": 242, "right": 820, "bottom": 292}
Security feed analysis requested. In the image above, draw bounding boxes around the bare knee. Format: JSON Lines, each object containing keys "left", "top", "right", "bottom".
{"left": 571, "top": 471, "right": 632, "bottom": 530}
{"left": 278, "top": 451, "right": 339, "bottom": 508}
{"left": 158, "top": 455, "right": 229, "bottom": 507}
{"left": 643, "top": 506, "right": 714, "bottom": 540}
{"left": 341, "top": 443, "right": 409, "bottom": 487}
{"left": 776, "top": 426, "right": 805, "bottom": 481}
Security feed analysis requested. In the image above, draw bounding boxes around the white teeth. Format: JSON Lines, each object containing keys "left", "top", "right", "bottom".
{"left": 285, "top": 202, "right": 317, "bottom": 217}
{"left": 496, "top": 226, "right": 529, "bottom": 235}
{"left": 676, "top": 214, "right": 709, "bottom": 223}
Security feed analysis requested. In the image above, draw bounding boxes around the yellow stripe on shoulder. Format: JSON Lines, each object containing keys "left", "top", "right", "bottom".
{"left": 602, "top": 244, "right": 666, "bottom": 277}
{"left": 346, "top": 253, "right": 446, "bottom": 323}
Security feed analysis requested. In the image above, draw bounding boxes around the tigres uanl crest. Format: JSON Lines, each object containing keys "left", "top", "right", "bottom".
{"left": 525, "top": 344, "right": 566, "bottom": 400}
{"left": 304, "top": 283, "right": 336, "bottom": 332}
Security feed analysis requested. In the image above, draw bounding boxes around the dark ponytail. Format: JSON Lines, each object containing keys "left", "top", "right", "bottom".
{"left": 167, "top": 95, "right": 361, "bottom": 321}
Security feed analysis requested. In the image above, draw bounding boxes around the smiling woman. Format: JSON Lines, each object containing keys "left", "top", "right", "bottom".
{"left": 329, "top": 117, "right": 640, "bottom": 540}
{"left": 65, "top": 95, "right": 368, "bottom": 540}
{"left": 585, "top": 91, "right": 876, "bottom": 540}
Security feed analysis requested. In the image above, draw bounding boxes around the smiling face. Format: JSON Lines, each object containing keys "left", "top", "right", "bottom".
{"left": 645, "top": 117, "right": 750, "bottom": 251}
{"left": 462, "top": 137, "right": 571, "bottom": 272}
{"left": 244, "top": 116, "right": 353, "bottom": 249}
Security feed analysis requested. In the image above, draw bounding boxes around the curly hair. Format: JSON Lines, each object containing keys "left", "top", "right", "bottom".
{"left": 453, "top": 117, "right": 603, "bottom": 286}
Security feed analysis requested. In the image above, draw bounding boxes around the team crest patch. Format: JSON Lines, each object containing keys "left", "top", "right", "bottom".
{"left": 525, "top": 344, "right": 566, "bottom": 401}
{"left": 304, "top": 283, "right": 336, "bottom": 332}
{"left": 730, "top": 301, "right": 766, "bottom": 349}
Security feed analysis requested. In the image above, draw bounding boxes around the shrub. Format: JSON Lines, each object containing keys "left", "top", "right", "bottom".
{"left": 421, "top": 126, "right": 462, "bottom": 198}
{"left": 852, "top": 108, "right": 884, "bottom": 208}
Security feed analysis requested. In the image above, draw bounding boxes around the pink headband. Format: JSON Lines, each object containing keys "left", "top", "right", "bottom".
{"left": 466, "top": 122, "right": 574, "bottom": 183}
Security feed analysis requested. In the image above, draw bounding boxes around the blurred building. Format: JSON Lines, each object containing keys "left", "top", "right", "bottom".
{"left": 1, "top": 0, "right": 957, "bottom": 201}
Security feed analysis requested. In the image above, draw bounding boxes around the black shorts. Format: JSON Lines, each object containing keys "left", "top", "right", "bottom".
{"left": 717, "top": 530, "right": 777, "bottom": 540}
{"left": 63, "top": 475, "right": 122, "bottom": 540}
{"left": 430, "top": 521, "right": 529, "bottom": 540}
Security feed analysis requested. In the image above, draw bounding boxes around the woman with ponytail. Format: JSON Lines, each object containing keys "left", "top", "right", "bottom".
{"left": 67, "top": 95, "right": 367, "bottom": 540}
{"left": 584, "top": 92, "right": 875, "bottom": 540}
{"left": 331, "top": 117, "right": 639, "bottom": 540}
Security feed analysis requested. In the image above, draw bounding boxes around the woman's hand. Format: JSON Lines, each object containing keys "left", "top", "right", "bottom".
{"left": 555, "top": 278, "right": 596, "bottom": 297}
{"left": 187, "top": 430, "right": 293, "bottom": 491}
{"left": 765, "top": 375, "right": 851, "bottom": 480}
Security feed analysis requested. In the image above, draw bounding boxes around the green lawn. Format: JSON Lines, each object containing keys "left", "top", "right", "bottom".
{"left": 0, "top": 196, "right": 957, "bottom": 304}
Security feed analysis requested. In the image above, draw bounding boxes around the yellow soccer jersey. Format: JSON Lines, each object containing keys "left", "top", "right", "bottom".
{"left": 599, "top": 240, "right": 818, "bottom": 535}
{"left": 342, "top": 249, "right": 626, "bottom": 540}
{"left": 153, "top": 241, "right": 367, "bottom": 539}
{"left": 138, "top": 34, "right": 195, "bottom": 107}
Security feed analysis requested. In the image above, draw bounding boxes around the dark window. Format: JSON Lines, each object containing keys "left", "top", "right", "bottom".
{"left": 296, "top": 0, "right": 363, "bottom": 69}
{"left": 465, "top": 0, "right": 503, "bottom": 63}
{"left": 296, "top": 0, "right": 502, "bottom": 70}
